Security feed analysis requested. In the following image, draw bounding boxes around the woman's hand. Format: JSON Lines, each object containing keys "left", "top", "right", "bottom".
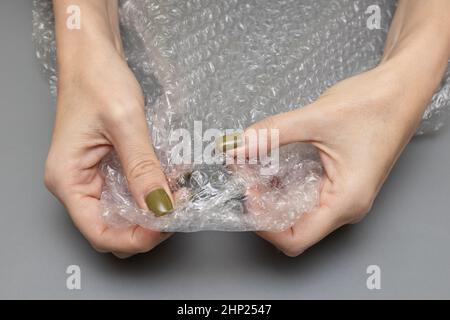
{"left": 45, "top": 0, "right": 173, "bottom": 258}
{"left": 240, "top": 0, "right": 450, "bottom": 257}
{"left": 241, "top": 66, "right": 424, "bottom": 256}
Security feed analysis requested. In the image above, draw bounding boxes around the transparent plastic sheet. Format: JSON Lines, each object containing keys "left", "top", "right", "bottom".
{"left": 33, "top": 0, "right": 450, "bottom": 232}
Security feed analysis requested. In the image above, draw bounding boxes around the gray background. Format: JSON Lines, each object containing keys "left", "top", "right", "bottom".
{"left": 1, "top": 0, "right": 449, "bottom": 299}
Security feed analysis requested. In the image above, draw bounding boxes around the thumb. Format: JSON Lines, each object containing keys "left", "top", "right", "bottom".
{"left": 110, "top": 116, "right": 173, "bottom": 217}
{"left": 222, "top": 105, "right": 319, "bottom": 157}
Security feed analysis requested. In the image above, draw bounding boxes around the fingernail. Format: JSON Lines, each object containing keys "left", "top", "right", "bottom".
{"left": 216, "top": 132, "right": 243, "bottom": 153}
{"left": 145, "top": 188, "right": 173, "bottom": 217}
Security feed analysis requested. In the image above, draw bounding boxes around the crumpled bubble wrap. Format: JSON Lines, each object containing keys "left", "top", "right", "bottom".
{"left": 33, "top": 0, "right": 450, "bottom": 232}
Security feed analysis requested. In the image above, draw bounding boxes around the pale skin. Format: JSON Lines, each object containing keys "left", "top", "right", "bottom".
{"left": 46, "top": 0, "right": 450, "bottom": 258}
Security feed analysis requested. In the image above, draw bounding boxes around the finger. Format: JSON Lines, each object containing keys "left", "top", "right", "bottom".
{"left": 45, "top": 143, "right": 112, "bottom": 204}
{"left": 246, "top": 105, "right": 320, "bottom": 145}
{"left": 108, "top": 109, "right": 174, "bottom": 217}
{"left": 66, "top": 195, "right": 172, "bottom": 253}
{"left": 256, "top": 204, "right": 344, "bottom": 257}
{"left": 222, "top": 105, "right": 321, "bottom": 158}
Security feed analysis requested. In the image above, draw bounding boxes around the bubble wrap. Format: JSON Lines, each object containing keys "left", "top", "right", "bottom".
{"left": 33, "top": 0, "right": 450, "bottom": 232}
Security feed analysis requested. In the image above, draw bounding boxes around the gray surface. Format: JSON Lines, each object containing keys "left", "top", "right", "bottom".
{"left": 1, "top": 0, "right": 449, "bottom": 299}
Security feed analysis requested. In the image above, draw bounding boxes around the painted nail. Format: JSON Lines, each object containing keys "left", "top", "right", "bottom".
{"left": 145, "top": 188, "right": 173, "bottom": 217}
{"left": 216, "top": 132, "right": 243, "bottom": 153}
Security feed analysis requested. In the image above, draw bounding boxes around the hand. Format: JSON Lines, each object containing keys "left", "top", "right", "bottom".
{"left": 241, "top": 56, "right": 447, "bottom": 256}
{"left": 44, "top": 32, "right": 173, "bottom": 258}
{"left": 237, "top": 0, "right": 450, "bottom": 257}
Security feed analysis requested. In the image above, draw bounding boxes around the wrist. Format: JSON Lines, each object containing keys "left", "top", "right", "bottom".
{"left": 53, "top": 0, "right": 124, "bottom": 79}
{"left": 378, "top": 28, "right": 449, "bottom": 114}
{"left": 380, "top": 13, "right": 450, "bottom": 102}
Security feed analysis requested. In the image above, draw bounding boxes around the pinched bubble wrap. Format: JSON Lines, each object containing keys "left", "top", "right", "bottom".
{"left": 33, "top": 0, "right": 450, "bottom": 232}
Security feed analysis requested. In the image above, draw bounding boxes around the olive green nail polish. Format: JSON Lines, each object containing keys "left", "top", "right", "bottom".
{"left": 217, "top": 132, "right": 242, "bottom": 153}
{"left": 145, "top": 188, "right": 173, "bottom": 217}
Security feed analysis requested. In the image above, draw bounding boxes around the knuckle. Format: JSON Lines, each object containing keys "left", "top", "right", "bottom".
{"left": 44, "top": 159, "right": 59, "bottom": 191}
{"left": 103, "top": 103, "right": 143, "bottom": 127}
{"left": 340, "top": 179, "right": 376, "bottom": 224}
{"left": 276, "top": 238, "right": 305, "bottom": 258}
{"left": 89, "top": 239, "right": 108, "bottom": 253}
{"left": 126, "top": 156, "right": 162, "bottom": 183}
{"left": 349, "top": 199, "right": 372, "bottom": 224}
{"left": 344, "top": 190, "right": 374, "bottom": 224}
{"left": 130, "top": 238, "right": 154, "bottom": 253}
{"left": 280, "top": 244, "right": 304, "bottom": 258}
{"left": 86, "top": 231, "right": 109, "bottom": 253}
{"left": 354, "top": 195, "right": 374, "bottom": 218}
{"left": 129, "top": 229, "right": 159, "bottom": 253}
{"left": 43, "top": 168, "right": 54, "bottom": 190}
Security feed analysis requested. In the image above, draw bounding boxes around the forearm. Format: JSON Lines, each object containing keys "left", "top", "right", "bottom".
{"left": 52, "top": 0, "right": 123, "bottom": 75}
{"left": 380, "top": 0, "right": 450, "bottom": 117}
